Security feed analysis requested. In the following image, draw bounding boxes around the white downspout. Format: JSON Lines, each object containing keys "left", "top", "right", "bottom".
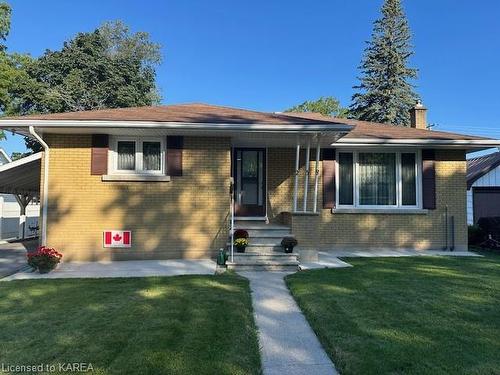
{"left": 29, "top": 126, "right": 49, "bottom": 246}
{"left": 303, "top": 139, "right": 311, "bottom": 212}
{"left": 313, "top": 135, "right": 321, "bottom": 213}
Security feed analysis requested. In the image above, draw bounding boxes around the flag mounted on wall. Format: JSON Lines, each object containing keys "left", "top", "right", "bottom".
{"left": 103, "top": 230, "right": 132, "bottom": 248}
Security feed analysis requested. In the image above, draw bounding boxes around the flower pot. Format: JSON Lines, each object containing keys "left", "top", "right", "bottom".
{"left": 38, "top": 266, "right": 53, "bottom": 274}
{"left": 236, "top": 246, "right": 246, "bottom": 253}
{"left": 284, "top": 246, "right": 294, "bottom": 254}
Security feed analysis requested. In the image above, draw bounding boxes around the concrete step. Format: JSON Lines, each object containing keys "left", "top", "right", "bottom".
{"left": 228, "top": 238, "right": 285, "bottom": 247}
{"left": 227, "top": 262, "right": 299, "bottom": 272}
{"left": 231, "top": 245, "right": 284, "bottom": 252}
{"left": 246, "top": 229, "right": 291, "bottom": 237}
{"left": 234, "top": 222, "right": 289, "bottom": 230}
{"left": 231, "top": 253, "right": 299, "bottom": 263}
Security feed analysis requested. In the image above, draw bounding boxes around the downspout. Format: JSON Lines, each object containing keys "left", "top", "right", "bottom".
{"left": 29, "top": 126, "right": 49, "bottom": 246}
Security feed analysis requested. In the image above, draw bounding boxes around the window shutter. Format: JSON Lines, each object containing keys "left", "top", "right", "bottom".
{"left": 166, "top": 136, "right": 183, "bottom": 176}
{"left": 91, "top": 134, "right": 109, "bottom": 175}
{"left": 322, "top": 149, "right": 336, "bottom": 209}
{"left": 422, "top": 149, "right": 436, "bottom": 209}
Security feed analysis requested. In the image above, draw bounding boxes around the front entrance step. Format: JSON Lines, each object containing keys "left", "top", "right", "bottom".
{"left": 245, "top": 229, "right": 291, "bottom": 238}
{"left": 226, "top": 253, "right": 299, "bottom": 271}
{"left": 227, "top": 263, "right": 298, "bottom": 271}
{"left": 227, "top": 238, "right": 285, "bottom": 247}
{"left": 234, "top": 221, "right": 288, "bottom": 230}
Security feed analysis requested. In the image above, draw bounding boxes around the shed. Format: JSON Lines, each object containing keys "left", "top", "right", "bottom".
{"left": 467, "top": 151, "right": 500, "bottom": 224}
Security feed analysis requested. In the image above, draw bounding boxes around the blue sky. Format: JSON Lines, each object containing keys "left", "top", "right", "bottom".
{"left": 1, "top": 0, "right": 499, "bottom": 156}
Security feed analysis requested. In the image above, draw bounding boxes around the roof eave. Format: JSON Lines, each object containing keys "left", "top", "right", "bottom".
{"left": 0, "top": 119, "right": 353, "bottom": 133}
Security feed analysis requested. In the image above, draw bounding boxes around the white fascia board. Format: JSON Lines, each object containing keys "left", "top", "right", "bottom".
{"left": 333, "top": 138, "right": 500, "bottom": 147}
{"left": 0, "top": 152, "right": 41, "bottom": 172}
{"left": 0, "top": 119, "right": 353, "bottom": 133}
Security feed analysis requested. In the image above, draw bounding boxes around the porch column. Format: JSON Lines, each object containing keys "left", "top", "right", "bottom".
{"left": 16, "top": 194, "right": 32, "bottom": 240}
{"left": 293, "top": 140, "right": 300, "bottom": 212}
{"left": 303, "top": 139, "right": 311, "bottom": 212}
{"left": 313, "top": 136, "right": 321, "bottom": 213}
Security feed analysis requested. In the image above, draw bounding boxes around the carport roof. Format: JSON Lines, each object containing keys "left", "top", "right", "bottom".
{"left": 0, "top": 152, "right": 41, "bottom": 195}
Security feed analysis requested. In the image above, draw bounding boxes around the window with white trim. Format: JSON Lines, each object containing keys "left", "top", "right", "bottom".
{"left": 110, "top": 137, "right": 165, "bottom": 175}
{"left": 336, "top": 150, "right": 421, "bottom": 209}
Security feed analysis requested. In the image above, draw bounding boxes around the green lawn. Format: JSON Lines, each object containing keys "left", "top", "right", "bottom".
{"left": 286, "top": 253, "right": 500, "bottom": 375}
{"left": 0, "top": 274, "right": 261, "bottom": 375}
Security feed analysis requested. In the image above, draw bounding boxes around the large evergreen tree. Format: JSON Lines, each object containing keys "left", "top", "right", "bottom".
{"left": 350, "top": 0, "right": 418, "bottom": 126}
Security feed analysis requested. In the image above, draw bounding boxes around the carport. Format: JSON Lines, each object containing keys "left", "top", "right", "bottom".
{"left": 0, "top": 152, "right": 41, "bottom": 239}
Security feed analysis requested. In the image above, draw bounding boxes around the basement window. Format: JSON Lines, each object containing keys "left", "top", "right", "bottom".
{"left": 336, "top": 150, "right": 422, "bottom": 209}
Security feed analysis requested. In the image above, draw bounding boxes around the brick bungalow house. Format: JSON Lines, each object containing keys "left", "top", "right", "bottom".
{"left": 0, "top": 103, "right": 498, "bottom": 264}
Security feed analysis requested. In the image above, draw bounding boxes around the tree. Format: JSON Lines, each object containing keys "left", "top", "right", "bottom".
{"left": 0, "top": 1, "right": 10, "bottom": 51}
{"left": 350, "top": 0, "right": 418, "bottom": 126}
{"left": 10, "top": 20, "right": 162, "bottom": 151}
{"left": 286, "top": 96, "right": 349, "bottom": 118}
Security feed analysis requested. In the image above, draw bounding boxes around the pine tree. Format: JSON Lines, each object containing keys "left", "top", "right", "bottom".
{"left": 350, "top": 0, "right": 418, "bottom": 126}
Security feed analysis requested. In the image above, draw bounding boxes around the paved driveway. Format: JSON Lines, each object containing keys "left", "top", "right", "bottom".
{"left": 0, "top": 239, "right": 37, "bottom": 278}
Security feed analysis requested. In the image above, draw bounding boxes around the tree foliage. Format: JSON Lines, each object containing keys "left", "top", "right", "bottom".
{"left": 15, "top": 21, "right": 161, "bottom": 115}
{"left": 350, "top": 0, "right": 418, "bottom": 126}
{"left": 286, "top": 96, "right": 349, "bottom": 118}
{"left": 0, "top": 20, "right": 162, "bottom": 151}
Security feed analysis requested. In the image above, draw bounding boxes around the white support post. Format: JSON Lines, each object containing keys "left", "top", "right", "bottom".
{"left": 313, "top": 136, "right": 321, "bottom": 213}
{"left": 303, "top": 139, "right": 311, "bottom": 212}
{"left": 293, "top": 141, "right": 300, "bottom": 212}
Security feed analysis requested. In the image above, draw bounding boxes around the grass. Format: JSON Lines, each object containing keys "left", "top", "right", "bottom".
{"left": 286, "top": 253, "right": 500, "bottom": 375}
{"left": 0, "top": 273, "right": 261, "bottom": 375}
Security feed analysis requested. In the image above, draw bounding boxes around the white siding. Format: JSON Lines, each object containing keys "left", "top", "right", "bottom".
{"left": 468, "top": 164, "right": 500, "bottom": 224}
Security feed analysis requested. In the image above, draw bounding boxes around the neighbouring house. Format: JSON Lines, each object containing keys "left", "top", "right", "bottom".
{"left": 0, "top": 102, "right": 498, "bottom": 263}
{"left": 467, "top": 151, "right": 500, "bottom": 224}
{"left": 0, "top": 149, "right": 40, "bottom": 240}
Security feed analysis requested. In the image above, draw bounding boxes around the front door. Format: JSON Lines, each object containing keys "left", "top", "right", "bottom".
{"left": 234, "top": 148, "right": 266, "bottom": 216}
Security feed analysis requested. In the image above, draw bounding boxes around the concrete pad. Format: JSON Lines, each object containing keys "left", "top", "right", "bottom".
{"left": 2, "top": 259, "right": 216, "bottom": 281}
{"left": 324, "top": 249, "right": 482, "bottom": 258}
{"left": 299, "top": 255, "right": 352, "bottom": 270}
{"left": 0, "top": 239, "right": 38, "bottom": 278}
{"left": 240, "top": 271, "right": 337, "bottom": 375}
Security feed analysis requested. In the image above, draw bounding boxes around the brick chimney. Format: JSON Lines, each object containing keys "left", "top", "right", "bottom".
{"left": 410, "top": 100, "right": 427, "bottom": 129}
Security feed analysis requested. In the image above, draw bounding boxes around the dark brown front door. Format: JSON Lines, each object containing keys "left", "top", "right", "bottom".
{"left": 234, "top": 148, "right": 266, "bottom": 216}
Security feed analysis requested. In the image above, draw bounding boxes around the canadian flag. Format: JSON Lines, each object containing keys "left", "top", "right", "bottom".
{"left": 103, "top": 230, "right": 131, "bottom": 248}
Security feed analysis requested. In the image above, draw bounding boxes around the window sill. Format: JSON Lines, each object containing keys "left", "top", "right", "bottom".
{"left": 102, "top": 174, "right": 171, "bottom": 182}
{"left": 332, "top": 208, "right": 428, "bottom": 215}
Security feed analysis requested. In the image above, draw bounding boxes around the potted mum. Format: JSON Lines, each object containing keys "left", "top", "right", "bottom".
{"left": 234, "top": 238, "right": 249, "bottom": 253}
{"left": 27, "top": 246, "right": 63, "bottom": 273}
{"left": 281, "top": 237, "right": 298, "bottom": 253}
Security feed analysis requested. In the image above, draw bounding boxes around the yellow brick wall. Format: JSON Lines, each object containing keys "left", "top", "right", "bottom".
{"left": 42, "top": 139, "right": 467, "bottom": 260}
{"left": 43, "top": 135, "right": 231, "bottom": 261}
{"left": 268, "top": 148, "right": 468, "bottom": 251}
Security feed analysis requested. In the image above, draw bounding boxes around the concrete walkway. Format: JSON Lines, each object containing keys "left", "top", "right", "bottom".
{"left": 0, "top": 239, "right": 38, "bottom": 278}
{"left": 2, "top": 259, "right": 216, "bottom": 281}
{"left": 240, "top": 271, "right": 337, "bottom": 375}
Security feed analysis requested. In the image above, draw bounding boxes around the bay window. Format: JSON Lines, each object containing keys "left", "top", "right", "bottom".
{"left": 111, "top": 137, "right": 164, "bottom": 174}
{"left": 337, "top": 150, "right": 421, "bottom": 209}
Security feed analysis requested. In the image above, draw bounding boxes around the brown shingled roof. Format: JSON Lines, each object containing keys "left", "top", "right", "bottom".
{"left": 4, "top": 103, "right": 493, "bottom": 142}
{"left": 282, "top": 112, "right": 489, "bottom": 141}
{"left": 9, "top": 103, "right": 342, "bottom": 126}
{"left": 467, "top": 151, "right": 500, "bottom": 189}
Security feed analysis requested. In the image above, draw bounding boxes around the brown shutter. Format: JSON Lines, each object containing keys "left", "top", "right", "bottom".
{"left": 166, "top": 136, "right": 183, "bottom": 176}
{"left": 322, "top": 149, "right": 336, "bottom": 209}
{"left": 422, "top": 149, "right": 436, "bottom": 209}
{"left": 91, "top": 134, "right": 109, "bottom": 175}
